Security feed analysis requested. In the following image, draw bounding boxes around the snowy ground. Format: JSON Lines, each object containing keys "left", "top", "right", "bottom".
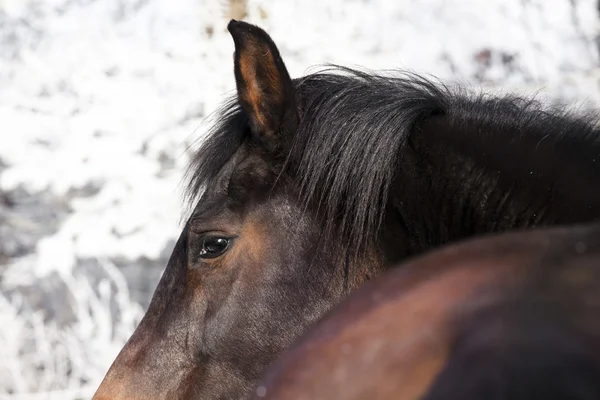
{"left": 0, "top": 0, "right": 598, "bottom": 398}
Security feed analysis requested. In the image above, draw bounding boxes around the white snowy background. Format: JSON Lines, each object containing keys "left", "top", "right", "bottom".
{"left": 0, "top": 0, "right": 598, "bottom": 398}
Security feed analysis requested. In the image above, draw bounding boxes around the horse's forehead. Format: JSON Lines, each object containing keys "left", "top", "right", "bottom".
{"left": 190, "top": 148, "right": 279, "bottom": 222}
{"left": 190, "top": 146, "right": 247, "bottom": 214}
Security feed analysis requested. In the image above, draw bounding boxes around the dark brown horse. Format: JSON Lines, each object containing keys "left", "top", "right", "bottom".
{"left": 253, "top": 222, "right": 600, "bottom": 400}
{"left": 94, "top": 20, "right": 600, "bottom": 399}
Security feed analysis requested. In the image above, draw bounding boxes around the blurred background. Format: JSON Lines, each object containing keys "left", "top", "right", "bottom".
{"left": 0, "top": 0, "right": 598, "bottom": 398}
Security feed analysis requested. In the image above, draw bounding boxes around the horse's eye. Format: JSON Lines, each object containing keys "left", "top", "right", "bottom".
{"left": 199, "top": 236, "right": 230, "bottom": 259}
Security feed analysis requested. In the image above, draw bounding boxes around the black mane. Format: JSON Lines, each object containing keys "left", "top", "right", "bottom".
{"left": 185, "top": 67, "right": 600, "bottom": 251}
{"left": 183, "top": 97, "right": 247, "bottom": 208}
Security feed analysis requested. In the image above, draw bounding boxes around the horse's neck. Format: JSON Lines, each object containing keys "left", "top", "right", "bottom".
{"left": 382, "top": 113, "right": 600, "bottom": 264}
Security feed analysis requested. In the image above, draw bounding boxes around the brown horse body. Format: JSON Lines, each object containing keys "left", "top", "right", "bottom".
{"left": 94, "top": 20, "right": 600, "bottom": 399}
{"left": 255, "top": 223, "right": 600, "bottom": 399}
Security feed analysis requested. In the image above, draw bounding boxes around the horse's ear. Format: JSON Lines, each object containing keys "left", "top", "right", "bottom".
{"left": 227, "top": 20, "right": 297, "bottom": 152}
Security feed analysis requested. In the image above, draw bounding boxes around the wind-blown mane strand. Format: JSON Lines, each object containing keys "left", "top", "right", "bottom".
{"left": 183, "top": 98, "right": 247, "bottom": 212}
{"left": 288, "top": 67, "right": 450, "bottom": 251}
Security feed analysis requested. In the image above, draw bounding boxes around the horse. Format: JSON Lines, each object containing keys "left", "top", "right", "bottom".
{"left": 252, "top": 222, "right": 600, "bottom": 400}
{"left": 93, "top": 20, "right": 600, "bottom": 399}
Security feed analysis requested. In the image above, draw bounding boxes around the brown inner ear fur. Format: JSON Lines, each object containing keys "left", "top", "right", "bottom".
{"left": 228, "top": 19, "right": 296, "bottom": 149}
{"left": 237, "top": 38, "right": 284, "bottom": 135}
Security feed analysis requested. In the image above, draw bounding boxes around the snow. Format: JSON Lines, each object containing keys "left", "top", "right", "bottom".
{"left": 0, "top": 0, "right": 598, "bottom": 398}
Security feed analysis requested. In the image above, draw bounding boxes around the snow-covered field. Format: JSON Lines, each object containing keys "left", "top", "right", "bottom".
{"left": 0, "top": 0, "right": 598, "bottom": 398}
